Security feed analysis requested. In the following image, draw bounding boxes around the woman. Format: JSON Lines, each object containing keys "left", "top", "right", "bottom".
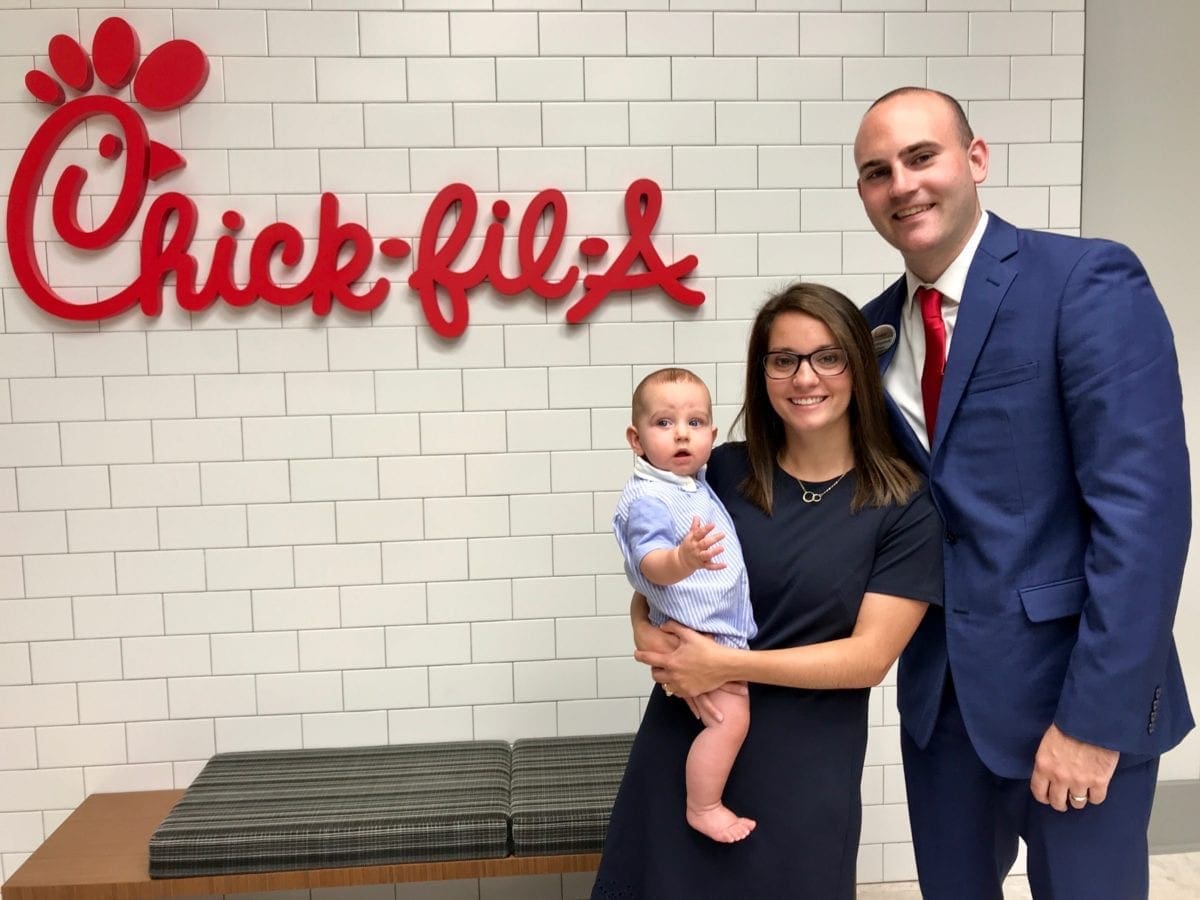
{"left": 592, "top": 283, "right": 943, "bottom": 899}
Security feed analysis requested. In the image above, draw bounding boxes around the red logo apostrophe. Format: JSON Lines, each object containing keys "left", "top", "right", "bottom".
{"left": 7, "top": 16, "right": 705, "bottom": 336}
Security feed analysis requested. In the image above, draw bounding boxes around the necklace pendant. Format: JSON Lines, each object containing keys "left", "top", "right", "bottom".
{"left": 794, "top": 468, "right": 849, "bottom": 504}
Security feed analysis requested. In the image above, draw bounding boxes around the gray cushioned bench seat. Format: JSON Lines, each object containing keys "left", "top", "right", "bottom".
{"left": 146, "top": 734, "right": 634, "bottom": 880}
{"left": 510, "top": 733, "right": 634, "bottom": 856}
{"left": 148, "top": 741, "right": 512, "bottom": 878}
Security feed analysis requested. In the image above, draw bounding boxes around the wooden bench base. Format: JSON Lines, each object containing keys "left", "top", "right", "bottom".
{"left": 2, "top": 791, "right": 601, "bottom": 900}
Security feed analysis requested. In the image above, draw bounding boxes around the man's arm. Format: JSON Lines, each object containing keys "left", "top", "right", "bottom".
{"left": 1035, "top": 240, "right": 1190, "bottom": 803}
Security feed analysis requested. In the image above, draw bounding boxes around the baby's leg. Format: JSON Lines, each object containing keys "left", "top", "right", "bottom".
{"left": 685, "top": 684, "right": 755, "bottom": 843}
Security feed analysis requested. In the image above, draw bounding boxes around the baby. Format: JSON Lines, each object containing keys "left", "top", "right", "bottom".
{"left": 613, "top": 367, "right": 758, "bottom": 843}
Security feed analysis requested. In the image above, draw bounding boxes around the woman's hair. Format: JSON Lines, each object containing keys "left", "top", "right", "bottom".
{"left": 732, "top": 281, "right": 920, "bottom": 514}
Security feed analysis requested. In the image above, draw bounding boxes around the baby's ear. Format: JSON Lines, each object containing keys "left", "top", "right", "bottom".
{"left": 872, "top": 324, "right": 897, "bottom": 356}
{"left": 626, "top": 424, "right": 643, "bottom": 454}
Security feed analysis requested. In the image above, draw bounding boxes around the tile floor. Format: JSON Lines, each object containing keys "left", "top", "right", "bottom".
{"left": 856, "top": 851, "right": 1200, "bottom": 898}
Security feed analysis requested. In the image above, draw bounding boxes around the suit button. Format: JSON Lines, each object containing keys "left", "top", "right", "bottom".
{"left": 1154, "top": 686, "right": 1162, "bottom": 700}
{"left": 944, "top": 530, "right": 958, "bottom": 545}
{"left": 1152, "top": 699, "right": 1160, "bottom": 712}
{"left": 1148, "top": 723, "right": 1156, "bottom": 734}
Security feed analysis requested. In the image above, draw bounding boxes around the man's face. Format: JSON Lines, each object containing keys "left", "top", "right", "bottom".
{"left": 854, "top": 92, "right": 989, "bottom": 283}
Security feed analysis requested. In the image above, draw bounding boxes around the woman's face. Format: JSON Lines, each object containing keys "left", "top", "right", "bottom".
{"left": 764, "top": 311, "right": 854, "bottom": 442}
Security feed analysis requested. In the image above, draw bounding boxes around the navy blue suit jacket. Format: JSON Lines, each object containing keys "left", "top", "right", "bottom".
{"left": 863, "top": 214, "right": 1193, "bottom": 779}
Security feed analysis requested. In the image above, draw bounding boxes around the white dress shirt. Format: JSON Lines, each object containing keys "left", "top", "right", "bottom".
{"left": 883, "top": 212, "right": 990, "bottom": 452}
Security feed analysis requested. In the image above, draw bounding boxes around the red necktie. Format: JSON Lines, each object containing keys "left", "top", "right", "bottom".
{"left": 918, "top": 286, "right": 946, "bottom": 445}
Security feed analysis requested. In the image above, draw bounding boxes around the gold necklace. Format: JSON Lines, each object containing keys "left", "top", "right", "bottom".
{"left": 795, "top": 470, "right": 850, "bottom": 504}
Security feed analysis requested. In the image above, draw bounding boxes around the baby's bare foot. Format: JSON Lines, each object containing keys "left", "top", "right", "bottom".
{"left": 686, "top": 803, "right": 756, "bottom": 843}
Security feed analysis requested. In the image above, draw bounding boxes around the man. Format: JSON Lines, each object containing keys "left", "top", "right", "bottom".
{"left": 855, "top": 86, "right": 1193, "bottom": 898}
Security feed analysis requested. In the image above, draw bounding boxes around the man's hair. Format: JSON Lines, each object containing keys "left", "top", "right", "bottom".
{"left": 632, "top": 367, "right": 710, "bottom": 421}
{"left": 868, "top": 86, "right": 974, "bottom": 147}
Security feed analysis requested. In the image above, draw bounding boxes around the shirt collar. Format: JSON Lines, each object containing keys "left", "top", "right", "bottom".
{"left": 904, "top": 210, "right": 990, "bottom": 306}
{"left": 633, "top": 454, "right": 701, "bottom": 492}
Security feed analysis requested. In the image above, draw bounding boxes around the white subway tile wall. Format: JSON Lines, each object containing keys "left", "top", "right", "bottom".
{"left": 0, "top": 4, "right": 1081, "bottom": 889}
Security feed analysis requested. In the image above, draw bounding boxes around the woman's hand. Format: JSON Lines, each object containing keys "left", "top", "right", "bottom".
{"left": 635, "top": 615, "right": 679, "bottom": 658}
{"left": 635, "top": 620, "right": 737, "bottom": 698}
{"left": 630, "top": 594, "right": 743, "bottom": 722}
{"left": 631, "top": 593, "right": 678, "bottom": 658}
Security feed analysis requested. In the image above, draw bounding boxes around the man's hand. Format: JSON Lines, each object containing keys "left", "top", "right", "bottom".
{"left": 1030, "top": 723, "right": 1120, "bottom": 812}
{"left": 676, "top": 516, "right": 726, "bottom": 574}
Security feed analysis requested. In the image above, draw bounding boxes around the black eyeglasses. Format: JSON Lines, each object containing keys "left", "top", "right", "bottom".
{"left": 762, "top": 348, "right": 849, "bottom": 379}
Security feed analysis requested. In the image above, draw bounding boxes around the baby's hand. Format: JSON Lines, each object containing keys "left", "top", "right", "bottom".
{"left": 678, "top": 516, "right": 727, "bottom": 574}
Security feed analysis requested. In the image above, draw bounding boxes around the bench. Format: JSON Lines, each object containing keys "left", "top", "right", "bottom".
{"left": 1, "top": 734, "right": 633, "bottom": 900}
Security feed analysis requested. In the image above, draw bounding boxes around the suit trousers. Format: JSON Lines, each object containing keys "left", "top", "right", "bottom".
{"left": 901, "top": 676, "right": 1160, "bottom": 900}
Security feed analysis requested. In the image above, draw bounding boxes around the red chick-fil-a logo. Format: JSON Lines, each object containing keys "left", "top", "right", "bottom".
{"left": 6, "top": 17, "right": 705, "bottom": 337}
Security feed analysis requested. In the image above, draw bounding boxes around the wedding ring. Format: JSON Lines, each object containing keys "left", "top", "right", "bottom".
{"left": 1069, "top": 793, "right": 1088, "bottom": 804}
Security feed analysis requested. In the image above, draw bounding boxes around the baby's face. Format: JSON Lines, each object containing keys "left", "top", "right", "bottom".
{"left": 627, "top": 381, "right": 717, "bottom": 477}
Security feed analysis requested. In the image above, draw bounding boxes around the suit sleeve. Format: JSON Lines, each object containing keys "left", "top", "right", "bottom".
{"left": 1052, "top": 240, "right": 1191, "bottom": 751}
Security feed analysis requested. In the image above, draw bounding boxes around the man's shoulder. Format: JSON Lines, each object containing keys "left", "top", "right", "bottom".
{"left": 989, "top": 214, "right": 1137, "bottom": 267}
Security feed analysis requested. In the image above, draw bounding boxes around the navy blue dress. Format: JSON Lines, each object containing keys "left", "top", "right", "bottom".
{"left": 592, "top": 442, "right": 943, "bottom": 899}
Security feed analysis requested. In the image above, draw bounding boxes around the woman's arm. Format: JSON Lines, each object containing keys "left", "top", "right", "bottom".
{"left": 636, "top": 592, "right": 929, "bottom": 696}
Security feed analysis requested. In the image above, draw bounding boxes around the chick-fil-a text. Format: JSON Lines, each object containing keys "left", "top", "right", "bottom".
{"left": 8, "top": 83, "right": 704, "bottom": 337}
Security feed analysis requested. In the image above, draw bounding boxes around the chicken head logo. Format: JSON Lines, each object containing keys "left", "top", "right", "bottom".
{"left": 8, "top": 17, "right": 208, "bottom": 319}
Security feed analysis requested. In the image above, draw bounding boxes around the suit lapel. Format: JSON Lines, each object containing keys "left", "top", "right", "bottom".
{"left": 930, "top": 217, "right": 1019, "bottom": 456}
{"left": 873, "top": 280, "right": 906, "bottom": 377}
{"left": 872, "top": 279, "right": 930, "bottom": 471}
{"left": 887, "top": 396, "right": 929, "bottom": 474}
